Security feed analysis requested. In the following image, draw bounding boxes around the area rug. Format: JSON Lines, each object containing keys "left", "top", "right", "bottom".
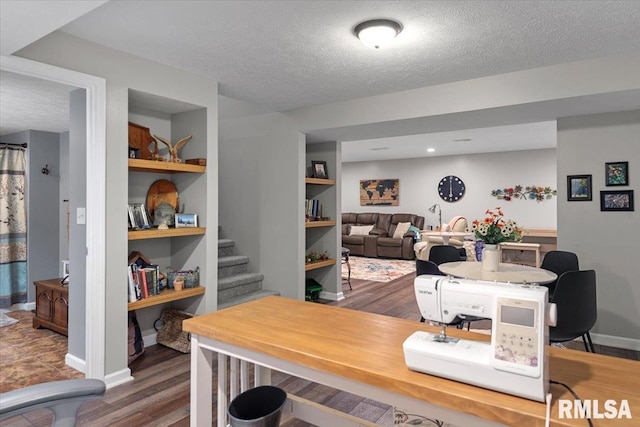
{"left": 0, "top": 313, "right": 19, "bottom": 328}
{"left": 342, "top": 256, "right": 415, "bottom": 282}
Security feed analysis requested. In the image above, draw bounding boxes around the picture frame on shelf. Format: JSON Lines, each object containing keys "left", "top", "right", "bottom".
{"left": 311, "top": 161, "right": 328, "bottom": 179}
{"left": 567, "top": 175, "right": 592, "bottom": 201}
{"left": 127, "top": 205, "right": 136, "bottom": 228}
{"left": 175, "top": 213, "right": 198, "bottom": 228}
{"left": 605, "top": 161, "right": 629, "bottom": 186}
{"left": 600, "top": 190, "right": 634, "bottom": 211}
{"left": 129, "top": 204, "right": 150, "bottom": 229}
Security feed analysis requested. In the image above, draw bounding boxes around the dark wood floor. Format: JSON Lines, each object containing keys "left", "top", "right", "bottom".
{"left": 2, "top": 272, "right": 637, "bottom": 426}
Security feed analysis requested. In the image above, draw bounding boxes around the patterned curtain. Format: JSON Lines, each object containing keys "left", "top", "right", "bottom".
{"left": 0, "top": 146, "right": 27, "bottom": 308}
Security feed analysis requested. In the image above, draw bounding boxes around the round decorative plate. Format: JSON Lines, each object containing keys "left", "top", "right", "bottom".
{"left": 146, "top": 179, "right": 179, "bottom": 221}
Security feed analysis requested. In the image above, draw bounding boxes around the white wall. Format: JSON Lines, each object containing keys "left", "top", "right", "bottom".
{"left": 342, "top": 149, "right": 557, "bottom": 229}
{"left": 558, "top": 110, "right": 640, "bottom": 344}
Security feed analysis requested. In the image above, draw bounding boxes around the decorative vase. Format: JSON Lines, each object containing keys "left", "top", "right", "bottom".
{"left": 481, "top": 244, "right": 500, "bottom": 272}
{"left": 173, "top": 280, "right": 184, "bottom": 291}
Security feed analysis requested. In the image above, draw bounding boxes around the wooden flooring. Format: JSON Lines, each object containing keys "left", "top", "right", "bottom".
{"left": 1, "top": 272, "right": 638, "bottom": 426}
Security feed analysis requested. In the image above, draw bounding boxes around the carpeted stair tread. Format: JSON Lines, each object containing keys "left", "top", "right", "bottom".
{"left": 218, "top": 239, "right": 234, "bottom": 248}
{"left": 218, "top": 272, "right": 264, "bottom": 290}
{"left": 218, "top": 290, "right": 280, "bottom": 310}
{"left": 218, "top": 255, "right": 249, "bottom": 267}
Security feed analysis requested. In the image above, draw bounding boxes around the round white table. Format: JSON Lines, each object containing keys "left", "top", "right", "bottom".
{"left": 420, "top": 231, "right": 472, "bottom": 245}
{"left": 438, "top": 261, "right": 557, "bottom": 284}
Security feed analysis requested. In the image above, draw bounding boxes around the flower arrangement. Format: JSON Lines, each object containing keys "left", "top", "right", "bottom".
{"left": 491, "top": 185, "right": 557, "bottom": 201}
{"left": 468, "top": 207, "right": 522, "bottom": 245}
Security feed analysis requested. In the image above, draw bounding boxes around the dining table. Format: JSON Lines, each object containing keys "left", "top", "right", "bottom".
{"left": 438, "top": 261, "right": 557, "bottom": 284}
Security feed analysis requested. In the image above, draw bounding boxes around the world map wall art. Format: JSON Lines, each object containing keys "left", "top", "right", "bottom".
{"left": 360, "top": 179, "right": 399, "bottom": 206}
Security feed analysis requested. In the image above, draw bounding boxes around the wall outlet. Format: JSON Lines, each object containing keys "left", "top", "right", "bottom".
{"left": 77, "top": 207, "right": 86, "bottom": 224}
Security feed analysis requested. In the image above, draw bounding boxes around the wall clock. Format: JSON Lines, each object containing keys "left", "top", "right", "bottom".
{"left": 438, "top": 175, "right": 465, "bottom": 202}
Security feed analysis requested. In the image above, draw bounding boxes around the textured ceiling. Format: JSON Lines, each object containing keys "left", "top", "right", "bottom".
{"left": 2, "top": 1, "right": 640, "bottom": 160}
{"left": 0, "top": 71, "right": 74, "bottom": 135}
{"left": 60, "top": 0, "right": 640, "bottom": 111}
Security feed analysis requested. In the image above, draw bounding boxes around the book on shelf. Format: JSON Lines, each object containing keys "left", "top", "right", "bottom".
{"left": 138, "top": 269, "right": 149, "bottom": 299}
{"left": 305, "top": 198, "right": 324, "bottom": 220}
{"left": 127, "top": 263, "right": 141, "bottom": 302}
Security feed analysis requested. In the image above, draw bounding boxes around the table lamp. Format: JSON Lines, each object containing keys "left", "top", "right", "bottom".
{"left": 428, "top": 204, "right": 442, "bottom": 230}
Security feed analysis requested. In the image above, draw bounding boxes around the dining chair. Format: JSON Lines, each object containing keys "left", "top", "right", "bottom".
{"left": 550, "top": 269, "right": 597, "bottom": 352}
{"left": 415, "top": 259, "right": 483, "bottom": 330}
{"left": 540, "top": 250, "right": 579, "bottom": 298}
{"left": 428, "top": 245, "right": 463, "bottom": 265}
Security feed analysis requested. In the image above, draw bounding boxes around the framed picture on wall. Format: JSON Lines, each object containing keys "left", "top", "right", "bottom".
{"left": 567, "top": 175, "right": 592, "bottom": 201}
{"left": 605, "top": 161, "right": 629, "bottom": 186}
{"left": 600, "top": 190, "right": 634, "bottom": 211}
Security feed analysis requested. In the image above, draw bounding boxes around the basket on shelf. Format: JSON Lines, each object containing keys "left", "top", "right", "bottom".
{"left": 166, "top": 266, "right": 199, "bottom": 289}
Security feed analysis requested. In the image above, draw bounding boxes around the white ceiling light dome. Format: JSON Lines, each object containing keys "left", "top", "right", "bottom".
{"left": 354, "top": 19, "right": 403, "bottom": 49}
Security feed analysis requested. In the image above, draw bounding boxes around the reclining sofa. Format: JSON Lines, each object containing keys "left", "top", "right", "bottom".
{"left": 342, "top": 212, "right": 425, "bottom": 260}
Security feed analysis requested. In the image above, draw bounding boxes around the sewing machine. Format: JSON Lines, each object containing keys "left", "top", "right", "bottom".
{"left": 403, "top": 275, "right": 555, "bottom": 402}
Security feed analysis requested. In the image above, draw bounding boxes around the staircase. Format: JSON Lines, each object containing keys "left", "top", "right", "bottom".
{"left": 217, "top": 238, "right": 279, "bottom": 309}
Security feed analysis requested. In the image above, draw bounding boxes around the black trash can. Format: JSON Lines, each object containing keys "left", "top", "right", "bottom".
{"left": 227, "top": 385, "right": 287, "bottom": 427}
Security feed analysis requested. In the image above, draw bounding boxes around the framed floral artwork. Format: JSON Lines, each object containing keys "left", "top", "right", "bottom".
{"left": 605, "top": 161, "right": 629, "bottom": 186}
{"left": 567, "top": 175, "right": 592, "bottom": 201}
{"left": 600, "top": 190, "right": 634, "bottom": 211}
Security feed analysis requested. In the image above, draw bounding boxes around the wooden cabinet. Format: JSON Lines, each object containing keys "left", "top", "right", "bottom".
{"left": 33, "top": 278, "right": 69, "bottom": 336}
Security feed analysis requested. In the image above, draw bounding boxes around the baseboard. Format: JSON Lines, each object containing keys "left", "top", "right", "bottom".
{"left": 143, "top": 331, "right": 157, "bottom": 348}
{"left": 0, "top": 302, "right": 36, "bottom": 313}
{"left": 590, "top": 332, "right": 640, "bottom": 351}
{"left": 104, "top": 368, "right": 134, "bottom": 389}
{"left": 65, "top": 353, "right": 86, "bottom": 373}
{"left": 319, "top": 291, "right": 344, "bottom": 301}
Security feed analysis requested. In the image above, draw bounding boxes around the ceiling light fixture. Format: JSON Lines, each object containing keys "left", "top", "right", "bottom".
{"left": 354, "top": 19, "right": 403, "bottom": 49}
{"left": 427, "top": 148, "right": 435, "bottom": 153}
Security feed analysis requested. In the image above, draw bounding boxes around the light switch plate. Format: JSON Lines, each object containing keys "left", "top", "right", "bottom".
{"left": 77, "top": 207, "right": 86, "bottom": 224}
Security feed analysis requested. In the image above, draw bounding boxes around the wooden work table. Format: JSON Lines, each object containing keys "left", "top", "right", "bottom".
{"left": 184, "top": 296, "right": 639, "bottom": 427}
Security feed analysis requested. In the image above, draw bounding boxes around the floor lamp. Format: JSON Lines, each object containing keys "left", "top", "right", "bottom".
{"left": 428, "top": 204, "right": 442, "bottom": 230}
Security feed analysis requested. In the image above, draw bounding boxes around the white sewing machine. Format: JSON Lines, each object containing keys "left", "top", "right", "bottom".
{"left": 403, "top": 275, "right": 555, "bottom": 402}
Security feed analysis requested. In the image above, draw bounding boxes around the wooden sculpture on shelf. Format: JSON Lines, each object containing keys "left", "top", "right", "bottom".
{"left": 151, "top": 134, "right": 192, "bottom": 163}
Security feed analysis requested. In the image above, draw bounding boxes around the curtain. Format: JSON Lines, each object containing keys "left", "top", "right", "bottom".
{"left": 0, "top": 146, "right": 27, "bottom": 308}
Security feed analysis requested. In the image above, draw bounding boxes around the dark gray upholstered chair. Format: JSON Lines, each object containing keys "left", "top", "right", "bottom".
{"left": 540, "top": 250, "right": 579, "bottom": 298}
{"left": 428, "top": 245, "right": 463, "bottom": 265}
{"left": 550, "top": 270, "right": 597, "bottom": 352}
{"left": 0, "top": 379, "right": 106, "bottom": 427}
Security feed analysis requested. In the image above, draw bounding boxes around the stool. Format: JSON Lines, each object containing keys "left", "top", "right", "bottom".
{"left": 341, "top": 247, "right": 352, "bottom": 290}
{"left": 499, "top": 242, "right": 541, "bottom": 267}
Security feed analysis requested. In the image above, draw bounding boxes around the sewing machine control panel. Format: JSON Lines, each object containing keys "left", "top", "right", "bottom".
{"left": 493, "top": 297, "right": 541, "bottom": 378}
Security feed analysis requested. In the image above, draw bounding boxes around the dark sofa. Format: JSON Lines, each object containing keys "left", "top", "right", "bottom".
{"left": 342, "top": 213, "right": 425, "bottom": 260}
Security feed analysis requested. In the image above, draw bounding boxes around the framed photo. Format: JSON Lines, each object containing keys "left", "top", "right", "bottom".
{"left": 129, "top": 204, "right": 150, "bottom": 229}
{"left": 175, "top": 213, "right": 198, "bottom": 228}
{"left": 600, "top": 190, "right": 634, "bottom": 211}
{"left": 311, "top": 161, "right": 328, "bottom": 179}
{"left": 567, "top": 175, "right": 592, "bottom": 201}
{"left": 605, "top": 161, "right": 629, "bottom": 186}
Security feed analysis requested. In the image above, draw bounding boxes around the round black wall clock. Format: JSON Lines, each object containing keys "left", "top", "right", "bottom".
{"left": 438, "top": 175, "right": 465, "bottom": 202}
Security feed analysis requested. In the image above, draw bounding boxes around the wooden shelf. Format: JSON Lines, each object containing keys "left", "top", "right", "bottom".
{"left": 522, "top": 228, "right": 557, "bottom": 238}
{"left": 128, "top": 227, "right": 206, "bottom": 240}
{"left": 305, "top": 177, "right": 336, "bottom": 185}
{"left": 304, "top": 258, "right": 336, "bottom": 271}
{"left": 305, "top": 220, "right": 336, "bottom": 228}
{"left": 128, "top": 158, "right": 206, "bottom": 173}
{"left": 128, "top": 286, "right": 205, "bottom": 311}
